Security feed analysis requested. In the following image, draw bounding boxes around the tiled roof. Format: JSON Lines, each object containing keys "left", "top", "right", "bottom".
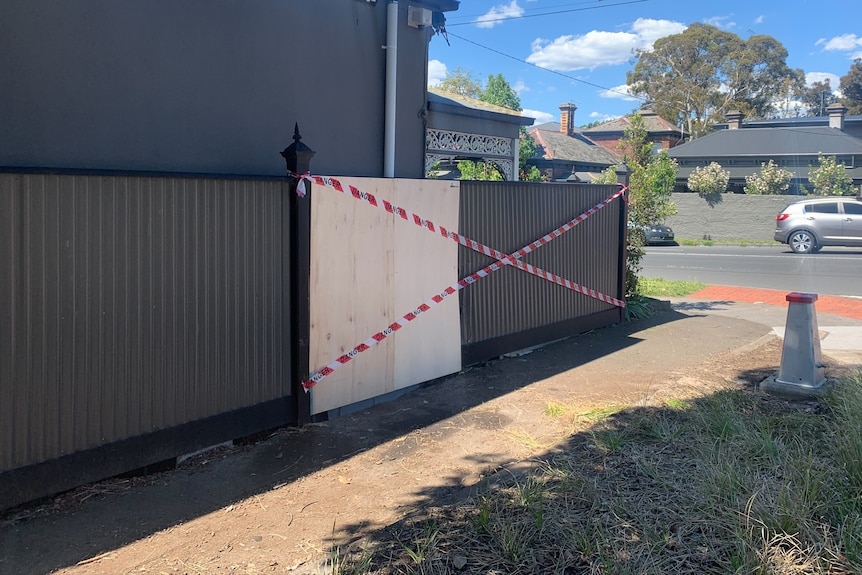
{"left": 668, "top": 127, "right": 862, "bottom": 158}
{"left": 714, "top": 114, "right": 862, "bottom": 129}
{"left": 529, "top": 127, "right": 621, "bottom": 165}
{"left": 583, "top": 111, "right": 682, "bottom": 135}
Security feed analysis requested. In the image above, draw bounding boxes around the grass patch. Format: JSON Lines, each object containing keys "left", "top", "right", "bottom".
{"left": 334, "top": 371, "right": 862, "bottom": 575}
{"left": 637, "top": 277, "right": 706, "bottom": 297}
{"left": 678, "top": 237, "right": 714, "bottom": 246}
{"left": 676, "top": 237, "right": 775, "bottom": 247}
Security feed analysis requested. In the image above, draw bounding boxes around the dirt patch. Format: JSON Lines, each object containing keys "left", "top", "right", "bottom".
{"left": 1, "top": 311, "right": 853, "bottom": 575}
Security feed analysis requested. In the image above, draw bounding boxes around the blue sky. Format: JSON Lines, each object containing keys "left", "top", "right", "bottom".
{"left": 428, "top": 0, "right": 862, "bottom": 126}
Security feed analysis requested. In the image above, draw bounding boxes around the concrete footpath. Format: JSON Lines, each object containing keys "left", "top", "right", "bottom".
{"left": 675, "top": 285, "right": 862, "bottom": 365}
{"left": 1, "top": 285, "right": 860, "bottom": 575}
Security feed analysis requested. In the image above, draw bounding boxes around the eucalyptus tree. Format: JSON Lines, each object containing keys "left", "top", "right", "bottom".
{"left": 801, "top": 79, "right": 838, "bottom": 116}
{"left": 627, "top": 23, "right": 800, "bottom": 137}
{"left": 839, "top": 59, "right": 862, "bottom": 115}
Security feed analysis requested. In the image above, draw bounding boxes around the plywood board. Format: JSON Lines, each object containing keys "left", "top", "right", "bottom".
{"left": 309, "top": 178, "right": 461, "bottom": 414}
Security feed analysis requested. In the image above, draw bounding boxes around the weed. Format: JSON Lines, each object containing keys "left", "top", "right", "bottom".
{"left": 471, "top": 496, "right": 492, "bottom": 533}
{"left": 326, "top": 540, "right": 375, "bottom": 575}
{"left": 510, "top": 475, "right": 546, "bottom": 508}
{"left": 664, "top": 397, "right": 691, "bottom": 410}
{"left": 494, "top": 520, "right": 536, "bottom": 563}
{"left": 590, "top": 426, "right": 631, "bottom": 453}
{"left": 503, "top": 428, "right": 545, "bottom": 451}
{"left": 624, "top": 295, "right": 652, "bottom": 320}
{"left": 578, "top": 405, "right": 623, "bottom": 422}
{"left": 401, "top": 523, "right": 439, "bottom": 566}
{"left": 634, "top": 411, "right": 684, "bottom": 443}
{"left": 544, "top": 401, "right": 566, "bottom": 418}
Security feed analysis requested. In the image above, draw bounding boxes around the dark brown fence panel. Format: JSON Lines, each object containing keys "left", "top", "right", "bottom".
{"left": 459, "top": 181, "right": 625, "bottom": 364}
{"left": 0, "top": 173, "right": 295, "bottom": 510}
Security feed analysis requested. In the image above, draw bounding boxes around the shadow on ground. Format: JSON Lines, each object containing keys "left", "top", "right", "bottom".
{"left": 325, "top": 364, "right": 859, "bottom": 575}
{"left": 670, "top": 300, "right": 735, "bottom": 312}
{"left": 1, "top": 310, "right": 701, "bottom": 574}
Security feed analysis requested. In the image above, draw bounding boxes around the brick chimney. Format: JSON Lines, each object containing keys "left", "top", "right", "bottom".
{"left": 827, "top": 102, "right": 847, "bottom": 131}
{"left": 725, "top": 109, "right": 743, "bottom": 129}
{"left": 559, "top": 103, "right": 577, "bottom": 136}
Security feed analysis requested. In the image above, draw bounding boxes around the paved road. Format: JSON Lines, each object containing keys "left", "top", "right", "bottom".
{"left": 642, "top": 244, "right": 862, "bottom": 297}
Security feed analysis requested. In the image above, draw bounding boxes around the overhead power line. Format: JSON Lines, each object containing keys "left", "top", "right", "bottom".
{"left": 445, "top": 0, "right": 650, "bottom": 28}
{"left": 445, "top": 31, "right": 647, "bottom": 105}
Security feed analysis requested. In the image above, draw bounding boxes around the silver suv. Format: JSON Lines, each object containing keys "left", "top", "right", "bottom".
{"left": 774, "top": 197, "right": 862, "bottom": 254}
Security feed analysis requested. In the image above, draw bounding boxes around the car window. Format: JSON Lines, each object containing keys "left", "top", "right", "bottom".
{"left": 842, "top": 202, "right": 862, "bottom": 215}
{"left": 804, "top": 202, "right": 839, "bottom": 214}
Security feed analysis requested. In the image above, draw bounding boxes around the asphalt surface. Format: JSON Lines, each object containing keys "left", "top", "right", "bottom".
{"left": 642, "top": 245, "right": 862, "bottom": 297}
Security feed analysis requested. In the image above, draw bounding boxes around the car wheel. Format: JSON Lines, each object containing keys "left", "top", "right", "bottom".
{"left": 788, "top": 230, "right": 817, "bottom": 254}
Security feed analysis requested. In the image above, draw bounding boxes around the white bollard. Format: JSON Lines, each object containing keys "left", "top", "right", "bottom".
{"left": 761, "top": 292, "right": 826, "bottom": 398}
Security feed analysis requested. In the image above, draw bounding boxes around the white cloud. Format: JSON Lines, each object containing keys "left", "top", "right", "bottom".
{"left": 805, "top": 71, "right": 840, "bottom": 88}
{"left": 630, "top": 18, "right": 688, "bottom": 49}
{"left": 512, "top": 80, "right": 529, "bottom": 94}
{"left": 599, "top": 84, "right": 639, "bottom": 101}
{"left": 526, "top": 18, "right": 685, "bottom": 72}
{"left": 475, "top": 1, "right": 524, "bottom": 29}
{"left": 817, "top": 34, "right": 862, "bottom": 60}
{"left": 521, "top": 108, "right": 554, "bottom": 125}
{"left": 819, "top": 33, "right": 862, "bottom": 52}
{"left": 704, "top": 15, "right": 736, "bottom": 29}
{"left": 753, "top": 15, "right": 764, "bottom": 25}
{"left": 428, "top": 59, "right": 447, "bottom": 87}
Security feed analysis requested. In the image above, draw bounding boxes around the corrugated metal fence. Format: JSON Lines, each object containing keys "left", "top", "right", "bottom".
{"left": 0, "top": 174, "right": 627, "bottom": 511}
{"left": 459, "top": 181, "right": 626, "bottom": 364}
{"left": 0, "top": 173, "right": 298, "bottom": 509}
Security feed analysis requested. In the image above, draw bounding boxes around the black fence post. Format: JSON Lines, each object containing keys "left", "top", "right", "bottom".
{"left": 282, "top": 124, "right": 315, "bottom": 425}
{"left": 615, "top": 164, "right": 630, "bottom": 316}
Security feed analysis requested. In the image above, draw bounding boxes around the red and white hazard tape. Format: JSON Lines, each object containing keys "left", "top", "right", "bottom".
{"left": 291, "top": 172, "right": 627, "bottom": 391}
{"left": 292, "top": 172, "right": 626, "bottom": 306}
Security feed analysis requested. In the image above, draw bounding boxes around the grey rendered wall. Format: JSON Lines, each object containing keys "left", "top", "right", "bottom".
{"left": 427, "top": 109, "right": 522, "bottom": 140}
{"left": 666, "top": 193, "right": 799, "bottom": 241}
{"left": 0, "top": 0, "right": 431, "bottom": 178}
